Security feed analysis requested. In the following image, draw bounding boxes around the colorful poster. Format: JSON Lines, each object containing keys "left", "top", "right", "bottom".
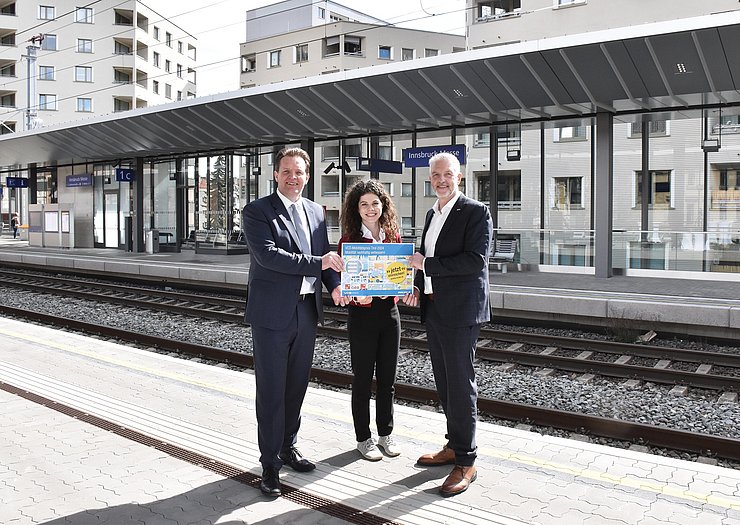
{"left": 340, "top": 243, "right": 414, "bottom": 297}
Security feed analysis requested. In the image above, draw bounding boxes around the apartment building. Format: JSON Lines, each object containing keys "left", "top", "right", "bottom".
{"left": 0, "top": 0, "right": 197, "bottom": 134}
{"left": 240, "top": 0, "right": 465, "bottom": 87}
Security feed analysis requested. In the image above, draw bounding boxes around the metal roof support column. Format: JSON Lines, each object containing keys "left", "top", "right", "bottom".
{"left": 134, "top": 157, "right": 145, "bottom": 252}
{"left": 594, "top": 112, "right": 613, "bottom": 278}
{"left": 300, "top": 139, "right": 315, "bottom": 200}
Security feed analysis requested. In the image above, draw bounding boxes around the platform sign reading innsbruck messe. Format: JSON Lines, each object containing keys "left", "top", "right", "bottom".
{"left": 402, "top": 144, "right": 466, "bottom": 168}
{"left": 115, "top": 168, "right": 135, "bottom": 182}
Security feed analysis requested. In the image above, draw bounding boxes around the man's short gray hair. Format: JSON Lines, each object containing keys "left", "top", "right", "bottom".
{"left": 428, "top": 152, "right": 461, "bottom": 174}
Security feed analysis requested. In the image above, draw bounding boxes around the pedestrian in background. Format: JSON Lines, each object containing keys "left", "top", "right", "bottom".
{"left": 11, "top": 213, "right": 19, "bottom": 239}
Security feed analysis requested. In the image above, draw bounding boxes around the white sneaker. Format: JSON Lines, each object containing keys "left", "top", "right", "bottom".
{"left": 377, "top": 435, "right": 401, "bottom": 457}
{"left": 357, "top": 438, "right": 383, "bottom": 461}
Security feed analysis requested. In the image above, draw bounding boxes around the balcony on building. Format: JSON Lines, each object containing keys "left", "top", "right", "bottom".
{"left": 0, "top": 2, "right": 16, "bottom": 16}
{"left": 113, "top": 66, "right": 132, "bottom": 84}
{"left": 136, "top": 12, "right": 148, "bottom": 33}
{"left": 0, "top": 90, "right": 15, "bottom": 109}
{"left": 114, "top": 9, "right": 134, "bottom": 26}
{"left": 135, "top": 69, "right": 147, "bottom": 89}
{"left": 136, "top": 41, "right": 148, "bottom": 62}
{"left": 475, "top": 0, "right": 522, "bottom": 22}
{"left": 0, "top": 29, "right": 15, "bottom": 47}
{"left": 0, "top": 59, "right": 14, "bottom": 78}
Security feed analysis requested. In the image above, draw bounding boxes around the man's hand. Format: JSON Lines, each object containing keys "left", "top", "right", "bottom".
{"left": 402, "top": 287, "right": 420, "bottom": 307}
{"left": 409, "top": 252, "right": 425, "bottom": 271}
{"left": 354, "top": 296, "right": 372, "bottom": 305}
{"left": 331, "top": 286, "right": 350, "bottom": 306}
{"left": 322, "top": 251, "right": 344, "bottom": 272}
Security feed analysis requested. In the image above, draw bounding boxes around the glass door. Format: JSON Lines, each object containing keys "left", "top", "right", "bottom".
{"left": 104, "top": 191, "right": 119, "bottom": 248}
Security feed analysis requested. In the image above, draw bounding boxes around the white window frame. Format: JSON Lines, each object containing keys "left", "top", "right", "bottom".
{"left": 39, "top": 94, "right": 57, "bottom": 111}
{"left": 38, "top": 5, "right": 55, "bottom": 20}
{"left": 153, "top": 52, "right": 160, "bottom": 68}
{"left": 76, "top": 97, "right": 92, "bottom": 112}
{"left": 401, "top": 48, "right": 414, "bottom": 61}
{"left": 153, "top": 26, "right": 160, "bottom": 41}
{"left": 74, "top": 66, "right": 93, "bottom": 82}
{"left": 552, "top": 176, "right": 583, "bottom": 209}
{"left": 165, "top": 84, "right": 172, "bottom": 99}
{"left": 295, "top": 44, "right": 308, "bottom": 64}
{"left": 75, "top": 7, "right": 93, "bottom": 23}
{"left": 38, "top": 65, "right": 55, "bottom": 81}
{"left": 632, "top": 169, "right": 674, "bottom": 209}
{"left": 553, "top": 125, "right": 587, "bottom": 142}
{"left": 378, "top": 45, "right": 392, "bottom": 60}
{"left": 269, "top": 50, "right": 281, "bottom": 68}
{"left": 41, "top": 34, "right": 57, "bottom": 51}
{"left": 77, "top": 38, "right": 93, "bottom": 53}
{"left": 424, "top": 48, "right": 439, "bottom": 58}
{"left": 553, "top": 0, "right": 586, "bottom": 7}
{"left": 152, "top": 80, "right": 159, "bottom": 94}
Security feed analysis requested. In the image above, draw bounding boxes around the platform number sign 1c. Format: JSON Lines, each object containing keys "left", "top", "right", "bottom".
{"left": 115, "top": 168, "right": 135, "bottom": 182}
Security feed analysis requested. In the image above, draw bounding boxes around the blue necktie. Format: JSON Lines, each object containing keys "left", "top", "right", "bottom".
{"left": 290, "top": 203, "right": 316, "bottom": 288}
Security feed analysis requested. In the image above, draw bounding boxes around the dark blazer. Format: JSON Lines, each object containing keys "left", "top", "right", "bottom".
{"left": 414, "top": 193, "right": 493, "bottom": 327}
{"left": 243, "top": 192, "right": 340, "bottom": 329}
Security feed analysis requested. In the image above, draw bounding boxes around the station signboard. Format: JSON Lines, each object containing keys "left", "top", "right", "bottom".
{"left": 66, "top": 174, "right": 93, "bottom": 187}
{"left": 402, "top": 144, "right": 466, "bottom": 168}
{"left": 115, "top": 168, "right": 135, "bottom": 182}
{"left": 6, "top": 177, "right": 29, "bottom": 188}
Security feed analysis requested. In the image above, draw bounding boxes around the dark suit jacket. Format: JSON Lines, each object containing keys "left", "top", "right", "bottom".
{"left": 414, "top": 193, "right": 493, "bottom": 327}
{"left": 243, "top": 192, "right": 340, "bottom": 330}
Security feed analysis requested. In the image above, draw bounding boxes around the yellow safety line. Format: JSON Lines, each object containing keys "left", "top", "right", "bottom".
{"left": 1, "top": 324, "right": 738, "bottom": 511}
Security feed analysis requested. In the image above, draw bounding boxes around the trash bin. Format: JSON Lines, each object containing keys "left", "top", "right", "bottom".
{"left": 145, "top": 229, "right": 160, "bottom": 254}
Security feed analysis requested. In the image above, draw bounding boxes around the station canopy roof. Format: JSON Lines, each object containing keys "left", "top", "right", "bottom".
{"left": 2, "top": 11, "right": 740, "bottom": 168}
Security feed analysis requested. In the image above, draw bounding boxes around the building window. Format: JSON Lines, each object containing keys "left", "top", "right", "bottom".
{"left": 0, "top": 63, "right": 15, "bottom": 77}
{"left": 165, "top": 59, "right": 171, "bottom": 72}
{"left": 318, "top": 7, "right": 325, "bottom": 18}
{"left": 555, "top": 0, "right": 586, "bottom": 6}
{"left": 402, "top": 48, "right": 414, "bottom": 61}
{"left": 324, "top": 36, "right": 340, "bottom": 56}
{"left": 114, "top": 41, "right": 131, "bottom": 54}
{"left": 75, "top": 66, "right": 93, "bottom": 82}
{"left": 177, "top": 90, "right": 182, "bottom": 101}
{"left": 553, "top": 177, "right": 583, "bottom": 209}
{"left": 166, "top": 32, "right": 172, "bottom": 47}
{"left": 424, "top": 48, "right": 439, "bottom": 58}
{"left": 629, "top": 120, "right": 669, "bottom": 138}
{"left": 296, "top": 44, "right": 308, "bottom": 63}
{"left": 177, "top": 64, "right": 183, "bottom": 78}
{"left": 478, "top": 0, "right": 521, "bottom": 18}
{"left": 401, "top": 217, "right": 412, "bottom": 231}
{"left": 153, "top": 52, "right": 160, "bottom": 67}
{"left": 75, "top": 7, "right": 93, "bottom": 23}
{"left": 38, "top": 5, "right": 55, "bottom": 20}
{"left": 41, "top": 34, "right": 57, "bottom": 51}
{"left": 270, "top": 50, "right": 281, "bottom": 68}
{"left": 424, "top": 181, "right": 435, "bottom": 197}
{"left": 479, "top": 172, "right": 521, "bottom": 208}
{"left": 554, "top": 125, "right": 587, "bottom": 142}
{"left": 39, "top": 94, "right": 57, "bottom": 111}
{"left": 0, "top": 122, "right": 15, "bottom": 134}
{"left": 152, "top": 80, "right": 159, "bottom": 94}
{"left": 153, "top": 26, "right": 160, "bottom": 40}
{"left": 76, "top": 97, "right": 92, "bottom": 112}
{"left": 401, "top": 183, "right": 413, "bottom": 197}
{"left": 77, "top": 38, "right": 93, "bottom": 53}
{"left": 344, "top": 36, "right": 362, "bottom": 55}
{"left": 39, "top": 66, "right": 55, "bottom": 81}
{"left": 635, "top": 170, "right": 672, "bottom": 209}
{"left": 114, "top": 10, "right": 132, "bottom": 25}
{"left": 177, "top": 41, "right": 183, "bottom": 54}
{"left": 165, "top": 84, "right": 172, "bottom": 99}
{"left": 378, "top": 45, "right": 392, "bottom": 60}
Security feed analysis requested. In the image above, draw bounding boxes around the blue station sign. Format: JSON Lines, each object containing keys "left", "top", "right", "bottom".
{"left": 356, "top": 157, "right": 404, "bottom": 174}
{"left": 66, "top": 173, "right": 93, "bottom": 187}
{"left": 115, "top": 168, "right": 135, "bottom": 182}
{"left": 402, "top": 144, "right": 466, "bottom": 168}
{"left": 6, "top": 177, "right": 29, "bottom": 188}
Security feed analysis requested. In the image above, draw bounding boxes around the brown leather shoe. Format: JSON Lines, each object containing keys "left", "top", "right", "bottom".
{"left": 439, "top": 465, "right": 477, "bottom": 497}
{"left": 416, "top": 445, "right": 456, "bottom": 466}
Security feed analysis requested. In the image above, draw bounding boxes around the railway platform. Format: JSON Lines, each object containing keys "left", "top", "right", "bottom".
{"left": 1, "top": 315, "right": 739, "bottom": 525}
{"left": 0, "top": 240, "right": 738, "bottom": 339}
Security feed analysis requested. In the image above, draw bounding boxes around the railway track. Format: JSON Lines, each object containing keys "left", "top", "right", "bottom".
{"left": 2, "top": 302, "right": 739, "bottom": 463}
{"left": 3, "top": 272, "right": 739, "bottom": 392}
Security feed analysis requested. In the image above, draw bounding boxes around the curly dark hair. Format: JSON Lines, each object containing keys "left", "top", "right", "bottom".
{"left": 340, "top": 179, "right": 399, "bottom": 242}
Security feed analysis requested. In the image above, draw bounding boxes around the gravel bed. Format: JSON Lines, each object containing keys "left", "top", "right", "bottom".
{"left": 2, "top": 285, "right": 740, "bottom": 468}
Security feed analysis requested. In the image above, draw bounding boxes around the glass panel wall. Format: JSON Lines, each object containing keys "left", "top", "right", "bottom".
{"left": 543, "top": 118, "right": 594, "bottom": 267}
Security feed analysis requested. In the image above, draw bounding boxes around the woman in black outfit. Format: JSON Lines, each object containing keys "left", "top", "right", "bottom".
{"left": 338, "top": 180, "right": 402, "bottom": 461}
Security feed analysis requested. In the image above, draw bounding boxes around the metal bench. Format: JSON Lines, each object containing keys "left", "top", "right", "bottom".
{"left": 490, "top": 239, "right": 518, "bottom": 273}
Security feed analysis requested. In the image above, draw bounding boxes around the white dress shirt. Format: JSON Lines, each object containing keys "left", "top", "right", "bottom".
{"left": 422, "top": 192, "right": 461, "bottom": 294}
{"left": 277, "top": 191, "right": 315, "bottom": 294}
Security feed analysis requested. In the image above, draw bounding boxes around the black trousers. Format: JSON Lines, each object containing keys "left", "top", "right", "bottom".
{"left": 347, "top": 298, "right": 400, "bottom": 442}
{"left": 425, "top": 300, "right": 480, "bottom": 467}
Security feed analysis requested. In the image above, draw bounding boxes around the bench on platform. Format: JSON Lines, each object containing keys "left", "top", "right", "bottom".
{"left": 490, "top": 239, "right": 518, "bottom": 273}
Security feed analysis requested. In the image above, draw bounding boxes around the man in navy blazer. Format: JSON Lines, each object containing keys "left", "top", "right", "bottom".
{"left": 407, "top": 152, "right": 493, "bottom": 497}
{"left": 243, "top": 147, "right": 346, "bottom": 497}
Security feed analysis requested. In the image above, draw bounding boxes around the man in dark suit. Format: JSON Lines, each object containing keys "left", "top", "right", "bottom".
{"left": 406, "top": 151, "right": 493, "bottom": 497}
{"left": 242, "top": 147, "right": 346, "bottom": 497}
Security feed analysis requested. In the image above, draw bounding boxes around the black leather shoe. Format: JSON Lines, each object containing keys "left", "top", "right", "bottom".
{"left": 259, "top": 467, "right": 281, "bottom": 496}
{"left": 279, "top": 446, "right": 316, "bottom": 472}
